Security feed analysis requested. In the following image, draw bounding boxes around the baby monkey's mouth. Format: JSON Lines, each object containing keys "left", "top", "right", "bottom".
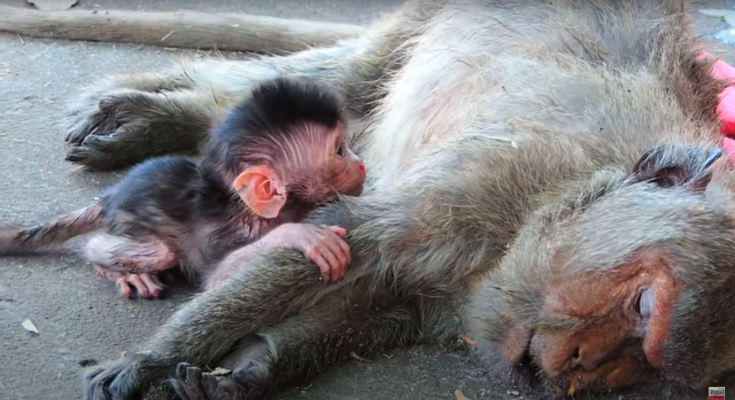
{"left": 343, "top": 183, "right": 364, "bottom": 197}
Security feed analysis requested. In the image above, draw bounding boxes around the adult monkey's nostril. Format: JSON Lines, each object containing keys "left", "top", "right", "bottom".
{"left": 569, "top": 347, "right": 583, "bottom": 369}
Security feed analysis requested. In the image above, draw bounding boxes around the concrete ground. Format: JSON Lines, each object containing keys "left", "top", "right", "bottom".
{"left": 1, "top": 1, "right": 735, "bottom": 399}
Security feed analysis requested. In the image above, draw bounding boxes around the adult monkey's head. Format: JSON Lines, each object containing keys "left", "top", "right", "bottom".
{"left": 466, "top": 142, "right": 735, "bottom": 396}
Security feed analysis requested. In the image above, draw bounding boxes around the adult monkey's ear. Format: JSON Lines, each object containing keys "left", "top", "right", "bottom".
{"left": 630, "top": 143, "right": 723, "bottom": 192}
{"left": 233, "top": 165, "right": 287, "bottom": 219}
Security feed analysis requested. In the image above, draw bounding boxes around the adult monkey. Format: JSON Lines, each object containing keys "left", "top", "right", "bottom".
{"left": 3, "top": 0, "right": 735, "bottom": 399}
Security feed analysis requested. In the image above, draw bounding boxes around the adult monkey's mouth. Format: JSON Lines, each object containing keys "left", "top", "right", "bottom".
{"left": 510, "top": 331, "right": 579, "bottom": 396}
{"left": 504, "top": 330, "right": 539, "bottom": 383}
{"left": 517, "top": 331, "right": 534, "bottom": 367}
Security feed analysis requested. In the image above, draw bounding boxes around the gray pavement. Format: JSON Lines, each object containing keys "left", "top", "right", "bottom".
{"left": 0, "top": 1, "right": 734, "bottom": 399}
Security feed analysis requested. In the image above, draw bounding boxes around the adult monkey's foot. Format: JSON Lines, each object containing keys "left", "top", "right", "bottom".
{"left": 84, "top": 352, "right": 159, "bottom": 400}
{"left": 170, "top": 337, "right": 276, "bottom": 400}
{"left": 63, "top": 72, "right": 213, "bottom": 171}
{"left": 171, "top": 363, "right": 240, "bottom": 400}
{"left": 170, "top": 361, "right": 277, "bottom": 400}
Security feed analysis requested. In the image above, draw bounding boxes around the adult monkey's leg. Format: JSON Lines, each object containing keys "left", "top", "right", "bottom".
{"left": 82, "top": 249, "right": 380, "bottom": 400}
{"left": 0, "top": 4, "right": 422, "bottom": 171}
{"left": 169, "top": 293, "right": 423, "bottom": 400}
{"left": 81, "top": 184, "right": 422, "bottom": 400}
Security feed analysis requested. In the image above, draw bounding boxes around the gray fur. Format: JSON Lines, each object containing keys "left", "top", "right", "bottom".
{"left": 1, "top": 0, "right": 733, "bottom": 399}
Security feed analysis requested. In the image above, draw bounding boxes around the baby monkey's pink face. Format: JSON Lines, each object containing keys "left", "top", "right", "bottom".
{"left": 288, "top": 122, "right": 366, "bottom": 203}
{"left": 232, "top": 122, "right": 366, "bottom": 220}
{"left": 323, "top": 124, "right": 366, "bottom": 197}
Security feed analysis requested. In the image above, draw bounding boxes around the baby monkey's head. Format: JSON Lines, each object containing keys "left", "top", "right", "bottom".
{"left": 209, "top": 77, "right": 366, "bottom": 219}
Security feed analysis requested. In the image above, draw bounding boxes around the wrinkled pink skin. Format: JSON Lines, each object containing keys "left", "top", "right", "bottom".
{"left": 204, "top": 223, "right": 351, "bottom": 290}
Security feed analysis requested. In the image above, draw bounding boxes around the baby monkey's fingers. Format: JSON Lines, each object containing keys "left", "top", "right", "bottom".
{"left": 328, "top": 226, "right": 348, "bottom": 237}
{"left": 127, "top": 274, "right": 151, "bottom": 299}
{"left": 300, "top": 227, "right": 340, "bottom": 282}
{"left": 115, "top": 273, "right": 165, "bottom": 300}
{"left": 271, "top": 223, "right": 351, "bottom": 282}
{"left": 93, "top": 264, "right": 136, "bottom": 299}
{"left": 138, "top": 273, "right": 165, "bottom": 299}
{"left": 309, "top": 251, "right": 334, "bottom": 283}
{"left": 118, "top": 274, "right": 165, "bottom": 300}
{"left": 115, "top": 277, "right": 135, "bottom": 299}
{"left": 317, "top": 225, "right": 351, "bottom": 282}
{"left": 326, "top": 224, "right": 351, "bottom": 257}
{"left": 305, "top": 238, "right": 339, "bottom": 282}
{"left": 322, "top": 225, "right": 351, "bottom": 281}
{"left": 93, "top": 264, "right": 165, "bottom": 300}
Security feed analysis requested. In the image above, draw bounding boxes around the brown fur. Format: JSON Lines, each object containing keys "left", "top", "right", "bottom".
{"left": 3, "top": 0, "right": 735, "bottom": 399}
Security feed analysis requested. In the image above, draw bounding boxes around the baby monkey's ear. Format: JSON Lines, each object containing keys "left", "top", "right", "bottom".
{"left": 233, "top": 165, "right": 287, "bottom": 219}
{"left": 630, "top": 143, "right": 723, "bottom": 192}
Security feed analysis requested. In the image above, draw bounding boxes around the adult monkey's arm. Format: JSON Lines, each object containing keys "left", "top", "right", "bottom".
{"left": 0, "top": 5, "right": 366, "bottom": 54}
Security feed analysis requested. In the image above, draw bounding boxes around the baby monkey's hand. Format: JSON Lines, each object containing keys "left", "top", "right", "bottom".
{"left": 263, "top": 223, "right": 351, "bottom": 282}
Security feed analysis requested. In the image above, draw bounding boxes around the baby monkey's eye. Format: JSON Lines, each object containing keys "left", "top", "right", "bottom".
{"left": 336, "top": 143, "right": 345, "bottom": 157}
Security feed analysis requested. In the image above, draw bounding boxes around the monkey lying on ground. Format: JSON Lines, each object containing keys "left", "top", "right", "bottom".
{"left": 0, "top": 78, "right": 365, "bottom": 299}
{"left": 3, "top": 0, "right": 735, "bottom": 398}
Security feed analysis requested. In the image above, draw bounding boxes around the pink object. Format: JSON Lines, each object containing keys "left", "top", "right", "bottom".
{"left": 711, "top": 58, "right": 735, "bottom": 80}
{"left": 706, "top": 54, "right": 735, "bottom": 165}
{"left": 723, "top": 136, "right": 735, "bottom": 160}
{"left": 719, "top": 86, "right": 735, "bottom": 136}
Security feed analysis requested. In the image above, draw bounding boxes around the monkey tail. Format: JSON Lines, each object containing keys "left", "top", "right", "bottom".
{"left": 0, "top": 203, "right": 104, "bottom": 255}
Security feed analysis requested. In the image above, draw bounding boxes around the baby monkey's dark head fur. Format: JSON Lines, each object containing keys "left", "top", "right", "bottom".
{"left": 203, "top": 78, "right": 366, "bottom": 219}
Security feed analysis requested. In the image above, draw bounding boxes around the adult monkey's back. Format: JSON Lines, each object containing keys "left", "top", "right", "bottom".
{"left": 4, "top": 1, "right": 735, "bottom": 399}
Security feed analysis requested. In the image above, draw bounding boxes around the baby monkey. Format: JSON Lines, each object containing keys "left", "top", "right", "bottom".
{"left": 0, "top": 78, "right": 366, "bottom": 299}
